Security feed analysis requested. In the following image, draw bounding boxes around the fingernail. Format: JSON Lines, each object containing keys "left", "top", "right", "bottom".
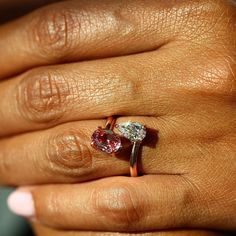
{"left": 7, "top": 190, "right": 35, "bottom": 218}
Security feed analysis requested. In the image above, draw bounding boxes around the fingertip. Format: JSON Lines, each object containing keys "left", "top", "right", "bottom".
{"left": 7, "top": 189, "right": 35, "bottom": 218}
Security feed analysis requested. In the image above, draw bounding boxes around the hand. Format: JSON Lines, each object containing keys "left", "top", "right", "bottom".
{"left": 0, "top": 0, "right": 235, "bottom": 234}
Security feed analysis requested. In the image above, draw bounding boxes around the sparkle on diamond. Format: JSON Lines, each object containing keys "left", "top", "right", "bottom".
{"left": 116, "top": 122, "right": 146, "bottom": 142}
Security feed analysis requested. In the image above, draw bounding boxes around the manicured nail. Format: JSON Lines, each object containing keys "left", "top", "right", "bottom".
{"left": 7, "top": 190, "right": 35, "bottom": 218}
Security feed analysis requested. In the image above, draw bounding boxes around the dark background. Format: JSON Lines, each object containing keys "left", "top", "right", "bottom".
{"left": 0, "top": 187, "right": 33, "bottom": 236}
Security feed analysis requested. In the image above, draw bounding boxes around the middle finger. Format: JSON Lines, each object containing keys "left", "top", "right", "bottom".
{"left": 0, "top": 45, "right": 216, "bottom": 137}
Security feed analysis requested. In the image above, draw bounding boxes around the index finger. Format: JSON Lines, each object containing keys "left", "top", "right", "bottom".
{"left": 0, "top": 0, "right": 213, "bottom": 79}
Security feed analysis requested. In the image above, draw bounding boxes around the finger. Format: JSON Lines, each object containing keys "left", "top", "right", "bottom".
{"left": 1, "top": 107, "right": 235, "bottom": 186}
{"left": 1, "top": 0, "right": 234, "bottom": 79}
{"left": 0, "top": 0, "right": 187, "bottom": 78}
{"left": 32, "top": 223, "right": 228, "bottom": 236}
{"left": 0, "top": 117, "right": 164, "bottom": 185}
{"left": 1, "top": 42, "right": 233, "bottom": 137}
{"left": 0, "top": 114, "right": 208, "bottom": 186}
{"left": 8, "top": 176, "right": 235, "bottom": 232}
{"left": 0, "top": 51, "right": 171, "bottom": 136}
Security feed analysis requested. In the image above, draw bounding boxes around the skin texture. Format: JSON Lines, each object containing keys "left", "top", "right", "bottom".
{"left": 0, "top": 0, "right": 235, "bottom": 235}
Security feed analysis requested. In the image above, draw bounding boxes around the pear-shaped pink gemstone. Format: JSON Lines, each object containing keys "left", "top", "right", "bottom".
{"left": 91, "top": 127, "right": 122, "bottom": 154}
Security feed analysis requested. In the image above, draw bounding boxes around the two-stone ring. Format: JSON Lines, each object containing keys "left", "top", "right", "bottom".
{"left": 91, "top": 116, "right": 147, "bottom": 177}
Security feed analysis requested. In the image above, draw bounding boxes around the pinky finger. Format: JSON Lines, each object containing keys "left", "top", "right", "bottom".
{"left": 7, "top": 175, "right": 235, "bottom": 232}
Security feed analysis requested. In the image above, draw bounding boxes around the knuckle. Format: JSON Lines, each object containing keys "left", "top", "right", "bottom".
{"left": 17, "top": 69, "right": 71, "bottom": 124}
{"left": 45, "top": 130, "right": 93, "bottom": 177}
{"left": 91, "top": 181, "right": 145, "bottom": 230}
{"left": 29, "top": 4, "right": 77, "bottom": 57}
{"left": 109, "top": 3, "right": 137, "bottom": 38}
{"left": 103, "top": 71, "right": 141, "bottom": 114}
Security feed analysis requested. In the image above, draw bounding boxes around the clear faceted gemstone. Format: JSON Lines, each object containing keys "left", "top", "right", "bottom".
{"left": 91, "top": 127, "right": 122, "bottom": 154}
{"left": 116, "top": 122, "right": 147, "bottom": 142}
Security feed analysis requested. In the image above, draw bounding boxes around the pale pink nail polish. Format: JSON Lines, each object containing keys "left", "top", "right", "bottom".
{"left": 7, "top": 190, "right": 35, "bottom": 218}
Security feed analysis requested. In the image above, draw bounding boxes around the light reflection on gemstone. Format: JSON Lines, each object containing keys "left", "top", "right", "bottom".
{"left": 91, "top": 127, "right": 122, "bottom": 154}
{"left": 116, "top": 122, "right": 146, "bottom": 142}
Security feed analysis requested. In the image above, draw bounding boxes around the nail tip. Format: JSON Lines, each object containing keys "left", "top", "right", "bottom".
{"left": 7, "top": 190, "right": 35, "bottom": 218}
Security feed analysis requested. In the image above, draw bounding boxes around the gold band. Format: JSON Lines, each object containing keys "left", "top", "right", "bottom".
{"left": 105, "top": 116, "right": 115, "bottom": 130}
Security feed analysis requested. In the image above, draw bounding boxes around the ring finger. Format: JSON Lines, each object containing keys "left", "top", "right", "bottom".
{"left": 1, "top": 106, "right": 234, "bottom": 186}
{"left": 7, "top": 175, "right": 235, "bottom": 232}
{"left": 0, "top": 117, "right": 174, "bottom": 185}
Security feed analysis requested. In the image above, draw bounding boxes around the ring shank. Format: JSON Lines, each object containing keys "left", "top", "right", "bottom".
{"left": 105, "top": 116, "right": 115, "bottom": 130}
{"left": 130, "top": 141, "right": 141, "bottom": 177}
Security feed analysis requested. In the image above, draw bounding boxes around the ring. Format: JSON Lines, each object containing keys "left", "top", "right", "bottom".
{"left": 91, "top": 116, "right": 122, "bottom": 154}
{"left": 116, "top": 122, "right": 147, "bottom": 177}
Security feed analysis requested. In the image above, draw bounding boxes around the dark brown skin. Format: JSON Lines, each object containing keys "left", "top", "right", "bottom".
{"left": 0, "top": 0, "right": 235, "bottom": 236}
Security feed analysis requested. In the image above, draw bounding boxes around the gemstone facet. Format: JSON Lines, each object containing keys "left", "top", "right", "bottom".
{"left": 91, "top": 127, "right": 122, "bottom": 154}
{"left": 116, "top": 122, "right": 147, "bottom": 142}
